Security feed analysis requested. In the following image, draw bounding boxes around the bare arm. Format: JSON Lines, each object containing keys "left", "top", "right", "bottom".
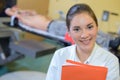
{"left": 18, "top": 14, "right": 52, "bottom": 31}
{"left": 5, "top": 7, "right": 52, "bottom": 31}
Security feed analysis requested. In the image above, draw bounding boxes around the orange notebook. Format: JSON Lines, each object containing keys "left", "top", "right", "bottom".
{"left": 61, "top": 60, "right": 108, "bottom": 80}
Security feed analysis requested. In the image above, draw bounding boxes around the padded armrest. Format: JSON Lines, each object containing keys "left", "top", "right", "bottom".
{"left": 18, "top": 22, "right": 71, "bottom": 46}
{"left": 3, "top": 16, "right": 71, "bottom": 46}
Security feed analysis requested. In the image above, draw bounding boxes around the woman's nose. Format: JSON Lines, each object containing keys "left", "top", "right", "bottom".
{"left": 80, "top": 29, "right": 89, "bottom": 38}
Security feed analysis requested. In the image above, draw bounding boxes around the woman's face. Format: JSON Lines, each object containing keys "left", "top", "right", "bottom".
{"left": 68, "top": 13, "right": 98, "bottom": 52}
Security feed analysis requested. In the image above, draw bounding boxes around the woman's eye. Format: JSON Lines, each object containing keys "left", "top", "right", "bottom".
{"left": 88, "top": 25, "right": 93, "bottom": 29}
{"left": 73, "top": 28, "right": 80, "bottom": 31}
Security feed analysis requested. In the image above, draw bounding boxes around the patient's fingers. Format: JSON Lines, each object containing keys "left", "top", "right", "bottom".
{"left": 5, "top": 8, "right": 16, "bottom": 16}
{"left": 5, "top": 6, "right": 19, "bottom": 16}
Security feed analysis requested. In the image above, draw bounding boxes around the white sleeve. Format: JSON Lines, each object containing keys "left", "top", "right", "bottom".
{"left": 46, "top": 50, "right": 61, "bottom": 80}
{"left": 106, "top": 56, "right": 119, "bottom": 80}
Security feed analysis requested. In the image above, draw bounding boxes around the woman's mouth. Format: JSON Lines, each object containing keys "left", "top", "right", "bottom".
{"left": 80, "top": 38, "right": 91, "bottom": 45}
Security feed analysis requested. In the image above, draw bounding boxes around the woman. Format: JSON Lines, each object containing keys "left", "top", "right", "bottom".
{"left": 46, "top": 3, "right": 119, "bottom": 80}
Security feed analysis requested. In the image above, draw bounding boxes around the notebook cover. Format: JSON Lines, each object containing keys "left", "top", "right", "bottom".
{"left": 61, "top": 60, "right": 108, "bottom": 80}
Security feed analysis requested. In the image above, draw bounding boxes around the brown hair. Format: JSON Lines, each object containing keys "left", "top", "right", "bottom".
{"left": 66, "top": 3, "right": 98, "bottom": 30}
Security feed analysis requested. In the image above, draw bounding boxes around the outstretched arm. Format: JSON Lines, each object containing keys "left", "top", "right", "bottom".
{"left": 5, "top": 7, "right": 52, "bottom": 31}
{"left": 18, "top": 14, "right": 51, "bottom": 31}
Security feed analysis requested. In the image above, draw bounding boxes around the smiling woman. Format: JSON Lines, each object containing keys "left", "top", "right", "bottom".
{"left": 46, "top": 3, "right": 119, "bottom": 80}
